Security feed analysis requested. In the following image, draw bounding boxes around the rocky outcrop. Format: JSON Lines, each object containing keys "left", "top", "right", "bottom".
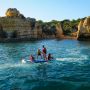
{"left": 55, "top": 23, "right": 64, "bottom": 38}
{"left": 77, "top": 20, "right": 84, "bottom": 37}
{"left": 0, "top": 17, "right": 38, "bottom": 38}
{"left": 77, "top": 16, "right": 90, "bottom": 40}
{"left": 0, "top": 8, "right": 63, "bottom": 40}
{"left": 6, "top": 8, "right": 20, "bottom": 17}
{"left": 83, "top": 16, "right": 90, "bottom": 33}
{"left": 33, "top": 22, "right": 42, "bottom": 38}
{"left": 0, "top": 8, "right": 41, "bottom": 39}
{"left": 0, "top": 8, "right": 64, "bottom": 41}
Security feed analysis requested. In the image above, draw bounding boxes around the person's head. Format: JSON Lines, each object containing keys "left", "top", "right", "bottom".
{"left": 48, "top": 53, "right": 51, "bottom": 56}
{"left": 38, "top": 49, "right": 40, "bottom": 51}
{"left": 43, "top": 45, "right": 45, "bottom": 48}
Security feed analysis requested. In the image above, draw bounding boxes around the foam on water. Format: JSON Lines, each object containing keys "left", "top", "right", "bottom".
{"left": 56, "top": 55, "right": 88, "bottom": 62}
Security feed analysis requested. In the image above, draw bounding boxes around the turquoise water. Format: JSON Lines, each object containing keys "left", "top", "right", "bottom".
{"left": 0, "top": 39, "right": 90, "bottom": 90}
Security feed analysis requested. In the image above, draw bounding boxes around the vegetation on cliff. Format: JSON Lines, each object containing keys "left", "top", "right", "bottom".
{"left": 37, "top": 19, "right": 82, "bottom": 36}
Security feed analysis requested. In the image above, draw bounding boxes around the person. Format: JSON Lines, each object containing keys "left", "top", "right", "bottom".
{"left": 47, "top": 53, "right": 53, "bottom": 60}
{"left": 42, "top": 45, "right": 47, "bottom": 60}
{"left": 37, "top": 49, "right": 42, "bottom": 59}
{"left": 30, "top": 54, "right": 35, "bottom": 62}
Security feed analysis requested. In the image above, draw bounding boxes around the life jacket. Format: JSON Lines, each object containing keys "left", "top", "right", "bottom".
{"left": 42, "top": 48, "right": 46, "bottom": 54}
{"left": 37, "top": 50, "right": 41, "bottom": 55}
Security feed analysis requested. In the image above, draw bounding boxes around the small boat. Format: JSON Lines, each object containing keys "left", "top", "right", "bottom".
{"left": 33, "top": 60, "right": 48, "bottom": 63}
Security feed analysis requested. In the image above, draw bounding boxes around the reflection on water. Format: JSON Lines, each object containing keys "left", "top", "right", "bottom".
{"left": 0, "top": 39, "right": 90, "bottom": 90}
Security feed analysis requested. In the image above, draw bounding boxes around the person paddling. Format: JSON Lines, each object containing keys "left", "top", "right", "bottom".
{"left": 30, "top": 54, "right": 35, "bottom": 62}
{"left": 42, "top": 45, "right": 47, "bottom": 60}
{"left": 47, "top": 53, "right": 53, "bottom": 60}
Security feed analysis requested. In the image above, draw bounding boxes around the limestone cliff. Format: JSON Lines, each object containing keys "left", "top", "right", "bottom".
{"left": 77, "top": 16, "right": 90, "bottom": 40}
{"left": 0, "top": 8, "right": 40, "bottom": 39}
{"left": 33, "top": 22, "right": 42, "bottom": 38}
{"left": 0, "top": 8, "right": 63, "bottom": 41}
{"left": 83, "top": 16, "right": 90, "bottom": 33}
{"left": 56, "top": 23, "right": 64, "bottom": 38}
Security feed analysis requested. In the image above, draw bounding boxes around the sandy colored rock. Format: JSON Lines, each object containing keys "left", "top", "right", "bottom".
{"left": 6, "top": 8, "right": 20, "bottom": 17}
{"left": 0, "top": 8, "right": 40, "bottom": 39}
{"left": 77, "top": 16, "right": 90, "bottom": 40}
{"left": 55, "top": 23, "right": 63, "bottom": 38}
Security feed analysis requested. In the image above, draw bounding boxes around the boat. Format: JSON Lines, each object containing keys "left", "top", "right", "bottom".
{"left": 33, "top": 60, "right": 48, "bottom": 63}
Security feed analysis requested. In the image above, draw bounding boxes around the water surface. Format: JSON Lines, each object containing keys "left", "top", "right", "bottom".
{"left": 0, "top": 39, "right": 90, "bottom": 90}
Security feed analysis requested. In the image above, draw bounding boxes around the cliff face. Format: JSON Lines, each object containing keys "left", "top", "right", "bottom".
{"left": 0, "top": 17, "right": 39, "bottom": 39}
{"left": 34, "top": 22, "right": 42, "bottom": 38}
{"left": 0, "top": 8, "right": 42, "bottom": 39}
{"left": 0, "top": 8, "right": 63, "bottom": 41}
{"left": 83, "top": 16, "right": 90, "bottom": 33}
{"left": 6, "top": 8, "right": 20, "bottom": 17}
{"left": 41, "top": 23, "right": 63, "bottom": 39}
{"left": 55, "top": 23, "right": 64, "bottom": 38}
{"left": 77, "top": 16, "right": 90, "bottom": 40}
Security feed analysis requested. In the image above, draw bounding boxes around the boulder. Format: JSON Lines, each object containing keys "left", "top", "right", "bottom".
{"left": 6, "top": 8, "right": 20, "bottom": 17}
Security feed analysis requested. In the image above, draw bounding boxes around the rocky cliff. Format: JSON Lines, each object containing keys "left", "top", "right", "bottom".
{"left": 0, "top": 8, "right": 63, "bottom": 41}
{"left": 0, "top": 8, "right": 42, "bottom": 39}
{"left": 77, "top": 16, "right": 90, "bottom": 40}
{"left": 55, "top": 23, "right": 64, "bottom": 38}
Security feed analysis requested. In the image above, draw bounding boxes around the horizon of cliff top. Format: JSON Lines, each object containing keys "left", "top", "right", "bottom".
{"left": 0, "top": 8, "right": 89, "bottom": 22}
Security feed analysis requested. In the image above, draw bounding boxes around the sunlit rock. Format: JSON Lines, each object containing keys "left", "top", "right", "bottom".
{"left": 77, "top": 16, "right": 90, "bottom": 40}
{"left": 6, "top": 8, "right": 20, "bottom": 17}
{"left": 55, "top": 23, "right": 64, "bottom": 38}
{"left": 0, "top": 8, "right": 38, "bottom": 39}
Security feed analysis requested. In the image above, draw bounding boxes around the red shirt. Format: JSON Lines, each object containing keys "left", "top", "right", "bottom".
{"left": 30, "top": 56, "right": 34, "bottom": 61}
{"left": 42, "top": 48, "right": 46, "bottom": 54}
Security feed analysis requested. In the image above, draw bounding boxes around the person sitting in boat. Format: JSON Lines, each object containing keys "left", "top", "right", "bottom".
{"left": 47, "top": 53, "right": 53, "bottom": 60}
{"left": 37, "top": 49, "right": 42, "bottom": 59}
{"left": 42, "top": 45, "right": 47, "bottom": 60}
{"left": 30, "top": 54, "right": 35, "bottom": 62}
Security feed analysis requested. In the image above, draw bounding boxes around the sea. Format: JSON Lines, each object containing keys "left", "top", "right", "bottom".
{"left": 0, "top": 39, "right": 90, "bottom": 90}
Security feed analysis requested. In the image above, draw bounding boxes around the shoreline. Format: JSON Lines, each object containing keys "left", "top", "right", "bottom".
{"left": 0, "top": 36, "right": 77, "bottom": 43}
{"left": 0, "top": 36, "right": 89, "bottom": 43}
